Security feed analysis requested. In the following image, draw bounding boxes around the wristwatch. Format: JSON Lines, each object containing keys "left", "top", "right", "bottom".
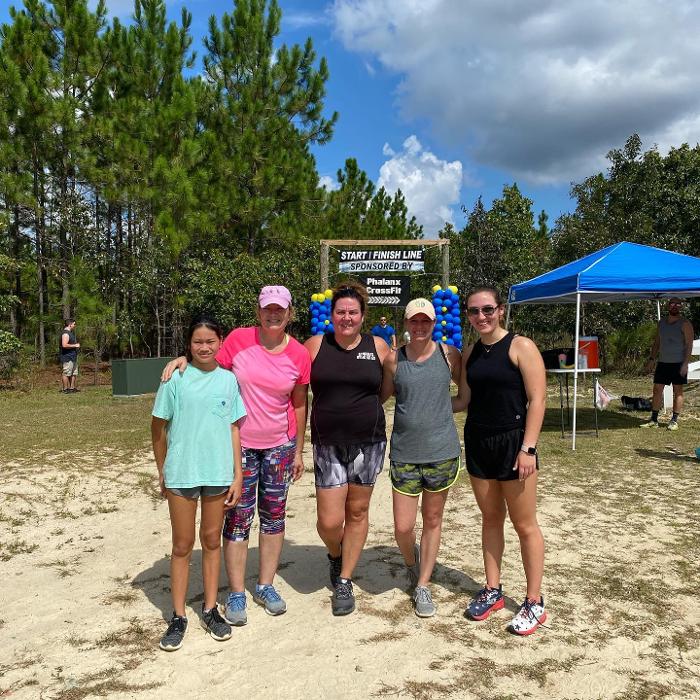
{"left": 520, "top": 445, "right": 537, "bottom": 456}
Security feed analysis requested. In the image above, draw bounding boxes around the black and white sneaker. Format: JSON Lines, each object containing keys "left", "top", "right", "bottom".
{"left": 332, "top": 578, "right": 356, "bottom": 616}
{"left": 159, "top": 613, "right": 188, "bottom": 651}
{"left": 200, "top": 605, "right": 232, "bottom": 641}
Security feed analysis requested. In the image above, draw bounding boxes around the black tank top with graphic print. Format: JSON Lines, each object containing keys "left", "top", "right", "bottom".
{"left": 310, "top": 333, "right": 386, "bottom": 446}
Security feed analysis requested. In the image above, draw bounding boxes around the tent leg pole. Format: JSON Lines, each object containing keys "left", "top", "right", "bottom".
{"left": 572, "top": 294, "right": 581, "bottom": 450}
{"left": 505, "top": 304, "right": 511, "bottom": 329}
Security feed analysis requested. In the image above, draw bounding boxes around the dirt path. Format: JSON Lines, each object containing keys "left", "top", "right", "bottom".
{"left": 1, "top": 404, "right": 699, "bottom": 699}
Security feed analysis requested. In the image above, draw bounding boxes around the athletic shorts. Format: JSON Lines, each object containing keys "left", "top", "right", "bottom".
{"left": 654, "top": 362, "right": 687, "bottom": 386}
{"left": 167, "top": 485, "right": 229, "bottom": 499}
{"left": 390, "top": 456, "right": 461, "bottom": 496}
{"left": 464, "top": 426, "right": 539, "bottom": 482}
{"left": 313, "top": 441, "right": 386, "bottom": 488}
{"left": 61, "top": 360, "right": 78, "bottom": 376}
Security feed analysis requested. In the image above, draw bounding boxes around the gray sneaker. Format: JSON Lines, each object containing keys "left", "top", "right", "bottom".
{"left": 332, "top": 578, "right": 356, "bottom": 616}
{"left": 413, "top": 586, "right": 436, "bottom": 618}
{"left": 200, "top": 605, "right": 232, "bottom": 641}
{"left": 667, "top": 419, "right": 679, "bottom": 431}
{"left": 253, "top": 584, "right": 287, "bottom": 616}
{"left": 407, "top": 542, "right": 420, "bottom": 586}
{"left": 159, "top": 613, "right": 187, "bottom": 651}
{"left": 223, "top": 591, "right": 247, "bottom": 626}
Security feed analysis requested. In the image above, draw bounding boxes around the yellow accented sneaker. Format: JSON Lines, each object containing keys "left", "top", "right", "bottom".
{"left": 667, "top": 420, "right": 679, "bottom": 431}
{"left": 639, "top": 420, "right": 659, "bottom": 428}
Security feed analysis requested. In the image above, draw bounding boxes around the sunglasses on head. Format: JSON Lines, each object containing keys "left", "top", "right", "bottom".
{"left": 467, "top": 305, "right": 499, "bottom": 317}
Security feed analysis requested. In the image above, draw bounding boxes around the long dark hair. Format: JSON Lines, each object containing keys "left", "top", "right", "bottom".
{"left": 331, "top": 281, "right": 368, "bottom": 314}
{"left": 185, "top": 313, "right": 224, "bottom": 361}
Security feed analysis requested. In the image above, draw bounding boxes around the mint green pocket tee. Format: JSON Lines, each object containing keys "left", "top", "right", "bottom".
{"left": 152, "top": 365, "right": 247, "bottom": 488}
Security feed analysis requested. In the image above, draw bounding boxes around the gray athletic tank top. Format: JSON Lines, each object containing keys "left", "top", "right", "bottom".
{"left": 390, "top": 343, "right": 461, "bottom": 464}
{"left": 658, "top": 318, "right": 685, "bottom": 363}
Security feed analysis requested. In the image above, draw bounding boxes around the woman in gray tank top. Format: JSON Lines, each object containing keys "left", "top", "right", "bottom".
{"left": 381, "top": 298, "right": 462, "bottom": 618}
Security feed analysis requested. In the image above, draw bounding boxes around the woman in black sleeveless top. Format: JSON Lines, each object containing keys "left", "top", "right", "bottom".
{"left": 305, "top": 282, "right": 391, "bottom": 617}
{"left": 452, "top": 287, "right": 547, "bottom": 636}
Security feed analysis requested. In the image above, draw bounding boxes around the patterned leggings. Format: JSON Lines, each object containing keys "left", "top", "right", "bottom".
{"left": 222, "top": 439, "right": 296, "bottom": 541}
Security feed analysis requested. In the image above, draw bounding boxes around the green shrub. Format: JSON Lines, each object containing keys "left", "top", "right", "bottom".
{"left": 0, "top": 330, "right": 23, "bottom": 378}
{"left": 605, "top": 322, "right": 657, "bottom": 374}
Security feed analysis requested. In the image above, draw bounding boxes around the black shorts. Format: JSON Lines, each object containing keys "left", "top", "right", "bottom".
{"left": 464, "top": 425, "right": 539, "bottom": 482}
{"left": 653, "top": 362, "right": 687, "bottom": 386}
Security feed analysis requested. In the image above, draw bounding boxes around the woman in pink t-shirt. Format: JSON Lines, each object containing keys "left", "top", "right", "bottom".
{"left": 162, "top": 286, "right": 310, "bottom": 624}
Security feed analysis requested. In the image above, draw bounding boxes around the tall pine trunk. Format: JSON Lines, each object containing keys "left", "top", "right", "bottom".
{"left": 33, "top": 168, "right": 46, "bottom": 367}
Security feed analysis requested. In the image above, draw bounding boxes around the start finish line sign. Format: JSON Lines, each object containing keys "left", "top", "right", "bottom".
{"left": 338, "top": 248, "right": 424, "bottom": 273}
{"left": 358, "top": 275, "right": 411, "bottom": 306}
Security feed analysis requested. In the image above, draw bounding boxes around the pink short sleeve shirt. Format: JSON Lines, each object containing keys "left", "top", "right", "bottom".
{"left": 216, "top": 327, "right": 311, "bottom": 449}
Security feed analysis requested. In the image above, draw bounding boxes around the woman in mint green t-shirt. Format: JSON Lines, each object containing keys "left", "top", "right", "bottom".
{"left": 152, "top": 315, "right": 246, "bottom": 652}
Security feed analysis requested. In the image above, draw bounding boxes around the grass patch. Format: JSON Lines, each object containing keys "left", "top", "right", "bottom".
{"left": 0, "top": 539, "right": 39, "bottom": 561}
{"left": 0, "top": 386, "right": 153, "bottom": 462}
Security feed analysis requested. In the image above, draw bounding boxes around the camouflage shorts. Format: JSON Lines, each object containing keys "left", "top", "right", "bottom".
{"left": 389, "top": 456, "right": 462, "bottom": 496}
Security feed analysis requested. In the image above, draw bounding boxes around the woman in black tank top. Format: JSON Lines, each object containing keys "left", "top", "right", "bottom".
{"left": 452, "top": 287, "right": 548, "bottom": 635}
{"left": 304, "top": 282, "right": 391, "bottom": 616}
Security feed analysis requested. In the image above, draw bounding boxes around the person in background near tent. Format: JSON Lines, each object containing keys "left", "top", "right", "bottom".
{"left": 641, "top": 297, "right": 694, "bottom": 431}
{"left": 452, "top": 286, "right": 547, "bottom": 636}
{"left": 59, "top": 318, "right": 80, "bottom": 393}
{"left": 371, "top": 315, "right": 397, "bottom": 350}
{"left": 381, "top": 298, "right": 462, "bottom": 618}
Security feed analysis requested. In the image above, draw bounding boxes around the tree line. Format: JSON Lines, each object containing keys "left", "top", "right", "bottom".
{"left": 1, "top": 1, "right": 698, "bottom": 374}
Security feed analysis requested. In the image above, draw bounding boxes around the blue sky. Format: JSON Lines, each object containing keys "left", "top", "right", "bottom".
{"left": 3, "top": 1, "right": 700, "bottom": 237}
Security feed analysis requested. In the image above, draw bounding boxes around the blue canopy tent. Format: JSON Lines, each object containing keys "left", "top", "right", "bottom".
{"left": 506, "top": 242, "right": 700, "bottom": 448}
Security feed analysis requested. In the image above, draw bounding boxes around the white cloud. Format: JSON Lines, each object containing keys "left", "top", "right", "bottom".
{"left": 331, "top": 0, "right": 700, "bottom": 184}
{"left": 319, "top": 174, "right": 340, "bottom": 191}
{"left": 284, "top": 11, "right": 331, "bottom": 30}
{"left": 378, "top": 135, "right": 462, "bottom": 235}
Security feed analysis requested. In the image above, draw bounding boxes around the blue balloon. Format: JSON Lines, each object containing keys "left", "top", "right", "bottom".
{"left": 327, "top": 324, "right": 334, "bottom": 333}
{"left": 446, "top": 322, "right": 454, "bottom": 330}
{"left": 311, "top": 309, "right": 319, "bottom": 318}
{"left": 445, "top": 338, "right": 455, "bottom": 345}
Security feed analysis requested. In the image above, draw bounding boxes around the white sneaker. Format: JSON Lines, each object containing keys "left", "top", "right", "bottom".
{"left": 509, "top": 596, "right": 547, "bottom": 636}
{"left": 667, "top": 420, "right": 679, "bottom": 431}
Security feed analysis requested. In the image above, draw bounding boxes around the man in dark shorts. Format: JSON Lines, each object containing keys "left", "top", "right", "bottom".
{"left": 59, "top": 318, "right": 81, "bottom": 393}
{"left": 641, "top": 298, "right": 694, "bottom": 431}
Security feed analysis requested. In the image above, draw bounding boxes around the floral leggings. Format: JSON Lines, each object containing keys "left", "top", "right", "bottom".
{"left": 222, "top": 438, "right": 296, "bottom": 541}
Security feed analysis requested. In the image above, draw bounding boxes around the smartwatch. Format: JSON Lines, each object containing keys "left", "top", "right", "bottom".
{"left": 520, "top": 445, "right": 537, "bottom": 456}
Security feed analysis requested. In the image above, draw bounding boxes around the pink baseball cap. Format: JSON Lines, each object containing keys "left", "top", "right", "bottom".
{"left": 258, "top": 285, "right": 292, "bottom": 309}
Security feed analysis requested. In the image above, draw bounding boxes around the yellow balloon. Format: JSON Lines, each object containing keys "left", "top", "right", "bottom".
{"left": 311, "top": 293, "right": 318, "bottom": 302}
{"left": 442, "top": 335, "right": 447, "bottom": 341}
{"left": 431, "top": 284, "right": 441, "bottom": 293}
{"left": 324, "top": 319, "right": 330, "bottom": 325}
{"left": 441, "top": 320, "right": 447, "bottom": 326}
{"left": 448, "top": 285, "right": 458, "bottom": 294}
{"left": 324, "top": 289, "right": 333, "bottom": 298}
{"left": 441, "top": 306, "right": 447, "bottom": 312}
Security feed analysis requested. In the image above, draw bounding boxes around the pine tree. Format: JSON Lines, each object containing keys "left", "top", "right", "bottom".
{"left": 201, "top": 0, "right": 337, "bottom": 254}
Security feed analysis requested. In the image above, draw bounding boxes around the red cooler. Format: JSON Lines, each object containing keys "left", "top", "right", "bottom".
{"left": 578, "top": 336, "right": 599, "bottom": 369}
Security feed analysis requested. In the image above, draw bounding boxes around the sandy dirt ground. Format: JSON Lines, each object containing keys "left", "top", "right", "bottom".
{"left": 1, "top": 404, "right": 700, "bottom": 700}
